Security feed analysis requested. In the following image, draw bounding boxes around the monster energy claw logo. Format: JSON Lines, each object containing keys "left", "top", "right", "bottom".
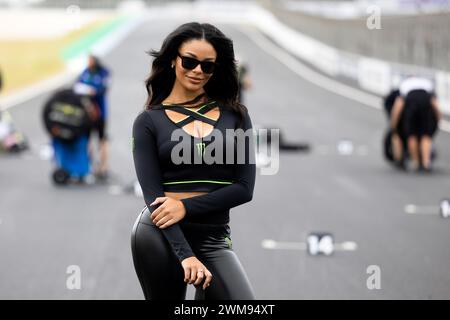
{"left": 196, "top": 142, "right": 206, "bottom": 157}
{"left": 225, "top": 236, "right": 233, "bottom": 249}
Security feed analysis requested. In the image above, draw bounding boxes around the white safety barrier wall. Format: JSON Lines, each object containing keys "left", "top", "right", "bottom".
{"left": 242, "top": 3, "right": 450, "bottom": 114}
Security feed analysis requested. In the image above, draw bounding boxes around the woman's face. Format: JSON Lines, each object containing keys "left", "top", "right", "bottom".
{"left": 172, "top": 39, "right": 217, "bottom": 92}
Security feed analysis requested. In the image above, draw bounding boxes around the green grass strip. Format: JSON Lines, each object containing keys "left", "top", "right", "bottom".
{"left": 61, "top": 15, "right": 130, "bottom": 61}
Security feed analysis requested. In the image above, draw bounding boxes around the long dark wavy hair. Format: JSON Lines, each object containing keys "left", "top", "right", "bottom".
{"left": 144, "top": 22, "right": 247, "bottom": 127}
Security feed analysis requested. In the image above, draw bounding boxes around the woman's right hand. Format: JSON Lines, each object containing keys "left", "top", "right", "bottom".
{"left": 181, "top": 256, "right": 212, "bottom": 290}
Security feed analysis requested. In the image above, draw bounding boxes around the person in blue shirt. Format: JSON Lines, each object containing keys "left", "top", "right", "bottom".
{"left": 77, "top": 54, "right": 111, "bottom": 179}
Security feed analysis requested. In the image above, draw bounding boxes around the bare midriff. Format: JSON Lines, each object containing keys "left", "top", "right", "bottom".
{"left": 164, "top": 191, "right": 208, "bottom": 200}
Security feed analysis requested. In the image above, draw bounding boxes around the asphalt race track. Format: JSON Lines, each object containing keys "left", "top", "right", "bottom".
{"left": 1, "top": 18, "right": 450, "bottom": 300}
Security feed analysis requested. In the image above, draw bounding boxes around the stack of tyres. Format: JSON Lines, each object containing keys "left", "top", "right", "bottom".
{"left": 42, "top": 88, "right": 99, "bottom": 185}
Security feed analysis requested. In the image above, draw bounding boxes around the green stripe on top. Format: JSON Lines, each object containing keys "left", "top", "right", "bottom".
{"left": 163, "top": 180, "right": 233, "bottom": 185}
{"left": 195, "top": 100, "right": 217, "bottom": 111}
{"left": 175, "top": 113, "right": 216, "bottom": 124}
{"left": 174, "top": 100, "right": 218, "bottom": 124}
{"left": 189, "top": 101, "right": 218, "bottom": 119}
{"left": 62, "top": 15, "right": 130, "bottom": 61}
{"left": 175, "top": 117, "right": 189, "bottom": 124}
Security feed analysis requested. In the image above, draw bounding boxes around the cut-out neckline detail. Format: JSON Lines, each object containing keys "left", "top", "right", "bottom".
{"left": 162, "top": 100, "right": 221, "bottom": 139}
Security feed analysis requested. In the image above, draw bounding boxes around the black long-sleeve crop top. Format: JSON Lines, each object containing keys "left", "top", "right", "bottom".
{"left": 132, "top": 100, "right": 256, "bottom": 262}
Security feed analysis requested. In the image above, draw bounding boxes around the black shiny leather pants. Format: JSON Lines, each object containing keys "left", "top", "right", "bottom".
{"left": 131, "top": 208, "right": 255, "bottom": 300}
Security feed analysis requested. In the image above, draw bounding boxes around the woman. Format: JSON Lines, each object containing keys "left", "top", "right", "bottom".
{"left": 131, "top": 22, "right": 256, "bottom": 300}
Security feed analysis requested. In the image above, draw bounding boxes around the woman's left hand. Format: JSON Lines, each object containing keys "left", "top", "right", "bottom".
{"left": 150, "top": 197, "right": 186, "bottom": 229}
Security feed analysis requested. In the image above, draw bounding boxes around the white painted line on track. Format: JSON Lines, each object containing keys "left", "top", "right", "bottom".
{"left": 261, "top": 239, "right": 358, "bottom": 252}
{"left": 314, "top": 144, "right": 369, "bottom": 156}
{"left": 404, "top": 204, "right": 439, "bottom": 215}
{"left": 262, "top": 239, "right": 307, "bottom": 250}
{"left": 335, "top": 241, "right": 358, "bottom": 251}
{"left": 337, "top": 140, "right": 354, "bottom": 155}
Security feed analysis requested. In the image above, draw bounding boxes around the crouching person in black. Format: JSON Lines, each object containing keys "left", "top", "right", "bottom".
{"left": 390, "top": 77, "right": 441, "bottom": 172}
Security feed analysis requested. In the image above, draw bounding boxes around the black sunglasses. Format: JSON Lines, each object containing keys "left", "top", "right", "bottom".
{"left": 177, "top": 53, "right": 217, "bottom": 74}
